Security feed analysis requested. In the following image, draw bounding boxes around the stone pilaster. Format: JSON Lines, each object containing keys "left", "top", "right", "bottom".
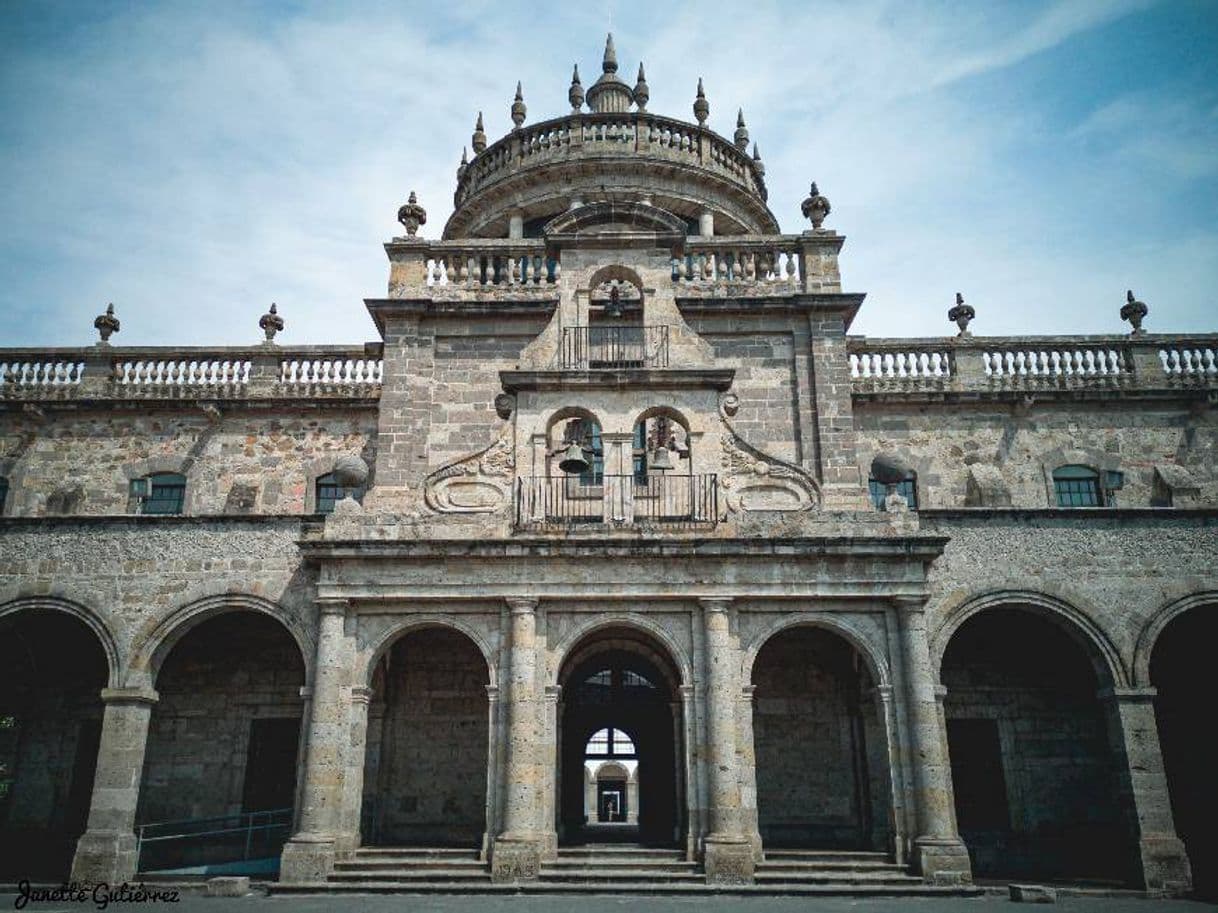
{"left": 894, "top": 597, "right": 971, "bottom": 884}
{"left": 1101, "top": 687, "right": 1192, "bottom": 894}
{"left": 679, "top": 683, "right": 701, "bottom": 860}
{"left": 540, "top": 684, "right": 562, "bottom": 859}
{"left": 492, "top": 596, "right": 543, "bottom": 881}
{"left": 737, "top": 684, "right": 763, "bottom": 861}
{"left": 698, "top": 597, "right": 754, "bottom": 883}
{"left": 808, "top": 313, "right": 871, "bottom": 510}
{"left": 336, "top": 685, "right": 372, "bottom": 856}
{"left": 70, "top": 686, "right": 158, "bottom": 884}
{"left": 280, "top": 597, "right": 350, "bottom": 883}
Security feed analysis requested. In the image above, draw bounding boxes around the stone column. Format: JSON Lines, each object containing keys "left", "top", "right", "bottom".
{"left": 627, "top": 774, "right": 639, "bottom": 824}
{"left": 679, "top": 683, "right": 701, "bottom": 860}
{"left": 876, "top": 684, "right": 907, "bottom": 866}
{"left": 482, "top": 684, "right": 501, "bottom": 860}
{"left": 584, "top": 768, "right": 596, "bottom": 824}
{"left": 70, "top": 686, "right": 158, "bottom": 883}
{"left": 737, "top": 684, "right": 763, "bottom": 861}
{"left": 492, "top": 596, "right": 543, "bottom": 881}
{"left": 894, "top": 597, "right": 971, "bottom": 884}
{"left": 602, "top": 432, "right": 633, "bottom": 524}
{"left": 698, "top": 208, "right": 714, "bottom": 237}
{"left": 1101, "top": 687, "right": 1192, "bottom": 893}
{"left": 698, "top": 597, "right": 754, "bottom": 882}
{"left": 336, "top": 685, "right": 372, "bottom": 856}
{"left": 280, "top": 597, "right": 350, "bottom": 882}
{"left": 541, "top": 685, "right": 561, "bottom": 859}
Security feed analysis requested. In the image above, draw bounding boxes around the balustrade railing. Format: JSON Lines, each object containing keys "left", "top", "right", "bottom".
{"left": 560, "top": 325, "right": 669, "bottom": 369}
{"left": 515, "top": 473, "right": 718, "bottom": 528}
{"left": 420, "top": 243, "right": 558, "bottom": 288}
{"left": 0, "top": 346, "right": 382, "bottom": 401}
{"left": 672, "top": 238, "right": 803, "bottom": 286}
{"left": 848, "top": 335, "right": 1218, "bottom": 393}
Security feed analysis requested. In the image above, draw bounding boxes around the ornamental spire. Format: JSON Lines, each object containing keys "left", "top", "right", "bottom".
{"left": 602, "top": 32, "right": 618, "bottom": 74}
{"left": 471, "top": 112, "right": 486, "bottom": 155}
{"left": 693, "top": 77, "right": 709, "bottom": 125}
{"left": 456, "top": 147, "right": 468, "bottom": 180}
{"left": 752, "top": 143, "right": 765, "bottom": 178}
{"left": 734, "top": 108, "right": 749, "bottom": 150}
{"left": 569, "top": 64, "right": 584, "bottom": 111}
{"left": 511, "top": 81, "right": 526, "bottom": 129}
{"left": 634, "top": 62, "right": 649, "bottom": 111}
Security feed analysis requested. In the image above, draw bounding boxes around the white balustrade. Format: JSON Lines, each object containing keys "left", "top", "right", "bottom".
{"left": 848, "top": 350, "right": 953, "bottom": 380}
{"left": 0, "top": 359, "right": 85, "bottom": 387}
{"left": 1158, "top": 344, "right": 1218, "bottom": 376}
{"left": 981, "top": 347, "right": 1125, "bottom": 378}
{"left": 112, "top": 358, "right": 251, "bottom": 387}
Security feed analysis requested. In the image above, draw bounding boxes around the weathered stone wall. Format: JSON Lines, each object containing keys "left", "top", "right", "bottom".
{"left": 699, "top": 330, "right": 798, "bottom": 463}
{"left": 855, "top": 400, "right": 1217, "bottom": 509}
{"left": 138, "top": 612, "right": 305, "bottom": 823}
{"left": 752, "top": 626, "right": 889, "bottom": 850}
{"left": 0, "top": 406, "right": 376, "bottom": 517}
{"left": 363, "top": 627, "right": 489, "bottom": 846}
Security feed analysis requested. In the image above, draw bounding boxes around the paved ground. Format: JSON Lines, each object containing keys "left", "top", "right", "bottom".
{"left": 2, "top": 889, "right": 1216, "bottom": 913}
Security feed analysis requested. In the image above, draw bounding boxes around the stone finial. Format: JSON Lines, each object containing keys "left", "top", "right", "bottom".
{"left": 1121, "top": 289, "right": 1148, "bottom": 335}
{"left": 457, "top": 147, "right": 468, "bottom": 180}
{"left": 751, "top": 143, "right": 765, "bottom": 178}
{"left": 396, "top": 191, "right": 427, "bottom": 237}
{"left": 633, "top": 63, "right": 649, "bottom": 111}
{"left": 693, "top": 77, "right": 709, "bottom": 125}
{"left": 801, "top": 181, "right": 831, "bottom": 230}
{"left": 602, "top": 32, "right": 618, "bottom": 74}
{"left": 93, "top": 302, "right": 120, "bottom": 344}
{"left": 511, "top": 81, "right": 527, "bottom": 129}
{"left": 472, "top": 112, "right": 487, "bottom": 155}
{"left": 948, "top": 292, "right": 975, "bottom": 337}
{"left": 734, "top": 109, "right": 749, "bottom": 151}
{"left": 259, "top": 302, "right": 284, "bottom": 343}
{"left": 569, "top": 64, "right": 584, "bottom": 111}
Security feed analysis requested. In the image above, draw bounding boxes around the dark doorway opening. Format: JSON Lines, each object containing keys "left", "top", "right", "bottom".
{"left": 1151, "top": 606, "right": 1218, "bottom": 899}
{"left": 558, "top": 628, "right": 683, "bottom": 848}
{"left": 242, "top": 718, "right": 301, "bottom": 813}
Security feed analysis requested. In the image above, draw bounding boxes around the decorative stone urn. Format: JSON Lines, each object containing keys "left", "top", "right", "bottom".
{"left": 1121, "top": 290, "right": 1148, "bottom": 335}
{"left": 94, "top": 303, "right": 120, "bottom": 344}
{"left": 947, "top": 293, "right": 975, "bottom": 337}
{"left": 801, "top": 182, "right": 831, "bottom": 230}
{"left": 259, "top": 303, "right": 284, "bottom": 343}
{"left": 397, "top": 191, "right": 427, "bottom": 237}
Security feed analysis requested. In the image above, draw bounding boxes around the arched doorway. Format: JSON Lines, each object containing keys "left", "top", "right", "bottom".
{"left": 751, "top": 626, "right": 891, "bottom": 850}
{"left": 362, "top": 626, "right": 489, "bottom": 848}
{"left": 941, "top": 608, "right": 1135, "bottom": 884}
{"left": 0, "top": 608, "right": 109, "bottom": 880}
{"left": 1150, "top": 605, "right": 1217, "bottom": 898}
{"left": 138, "top": 611, "right": 306, "bottom": 873}
{"left": 558, "top": 627, "right": 683, "bottom": 847}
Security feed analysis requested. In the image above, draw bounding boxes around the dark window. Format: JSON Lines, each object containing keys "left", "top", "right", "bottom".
{"left": 566, "top": 419, "right": 604, "bottom": 485}
{"left": 632, "top": 421, "right": 648, "bottom": 483}
{"left": 868, "top": 475, "right": 918, "bottom": 510}
{"left": 132, "top": 472, "right": 186, "bottom": 515}
{"left": 585, "top": 726, "right": 636, "bottom": 758}
{"left": 0, "top": 476, "right": 7, "bottom": 515}
{"left": 1053, "top": 465, "right": 1103, "bottom": 507}
{"left": 315, "top": 472, "right": 366, "bottom": 515}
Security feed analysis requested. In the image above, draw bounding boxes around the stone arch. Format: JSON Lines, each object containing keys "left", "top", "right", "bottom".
{"left": 930, "top": 589, "right": 1127, "bottom": 688}
{"left": 743, "top": 613, "right": 890, "bottom": 689}
{"left": 1132, "top": 590, "right": 1218, "bottom": 687}
{"left": 127, "top": 593, "right": 313, "bottom": 689}
{"left": 544, "top": 203, "right": 687, "bottom": 241}
{"left": 593, "top": 760, "right": 631, "bottom": 780}
{"left": 361, "top": 615, "right": 497, "bottom": 689}
{"left": 0, "top": 596, "right": 121, "bottom": 689}
{"left": 551, "top": 614, "right": 691, "bottom": 690}
{"left": 584, "top": 263, "right": 647, "bottom": 295}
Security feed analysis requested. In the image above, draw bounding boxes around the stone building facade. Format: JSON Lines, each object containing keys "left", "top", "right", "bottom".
{"left": 1, "top": 36, "right": 1215, "bottom": 895}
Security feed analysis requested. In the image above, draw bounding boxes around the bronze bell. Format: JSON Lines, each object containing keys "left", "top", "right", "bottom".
{"left": 650, "top": 445, "right": 674, "bottom": 472}
{"left": 558, "top": 442, "right": 591, "bottom": 475}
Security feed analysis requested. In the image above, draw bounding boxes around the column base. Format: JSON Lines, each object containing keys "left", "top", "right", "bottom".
{"left": 491, "top": 836, "right": 542, "bottom": 882}
{"left": 280, "top": 834, "right": 337, "bottom": 883}
{"left": 71, "top": 830, "right": 138, "bottom": 884}
{"left": 912, "top": 836, "right": 972, "bottom": 885}
{"left": 703, "top": 836, "right": 755, "bottom": 884}
{"left": 1136, "top": 834, "right": 1192, "bottom": 895}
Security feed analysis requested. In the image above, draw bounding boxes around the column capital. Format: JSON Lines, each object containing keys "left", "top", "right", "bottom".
{"left": 891, "top": 594, "right": 930, "bottom": 612}
{"left": 486, "top": 684, "right": 501, "bottom": 702}
{"left": 740, "top": 684, "right": 757, "bottom": 702}
{"left": 1097, "top": 685, "right": 1157, "bottom": 703}
{"left": 875, "top": 683, "right": 894, "bottom": 703}
{"left": 544, "top": 684, "right": 562, "bottom": 704}
{"left": 99, "top": 686, "right": 159, "bottom": 705}
{"left": 679, "top": 683, "right": 696, "bottom": 701}
{"left": 600, "top": 431, "right": 635, "bottom": 444}
{"left": 350, "top": 685, "right": 373, "bottom": 705}
{"left": 698, "top": 596, "right": 734, "bottom": 614}
{"left": 317, "top": 597, "right": 350, "bottom": 616}
{"left": 505, "top": 596, "right": 539, "bottom": 615}
{"left": 299, "top": 686, "right": 314, "bottom": 700}
{"left": 933, "top": 684, "right": 948, "bottom": 702}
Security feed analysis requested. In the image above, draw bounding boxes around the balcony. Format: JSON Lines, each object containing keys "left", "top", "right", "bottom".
{"left": 560, "top": 325, "right": 670, "bottom": 370}
{"left": 515, "top": 473, "right": 718, "bottom": 529}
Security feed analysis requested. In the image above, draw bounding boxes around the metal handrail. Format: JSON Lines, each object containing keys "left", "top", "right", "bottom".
{"left": 135, "top": 807, "right": 293, "bottom": 868}
{"left": 560, "top": 325, "right": 670, "bottom": 369}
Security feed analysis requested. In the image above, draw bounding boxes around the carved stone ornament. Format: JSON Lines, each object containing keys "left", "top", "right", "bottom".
{"left": 94, "top": 303, "right": 120, "bottom": 344}
{"left": 1121, "top": 289, "right": 1148, "bottom": 335}
{"left": 494, "top": 393, "right": 515, "bottom": 420}
{"left": 947, "top": 292, "right": 975, "bottom": 337}
{"left": 424, "top": 425, "right": 515, "bottom": 513}
{"left": 396, "top": 191, "right": 427, "bottom": 237}
{"left": 720, "top": 422, "right": 819, "bottom": 513}
{"left": 259, "top": 302, "right": 284, "bottom": 342}
{"left": 719, "top": 391, "right": 740, "bottom": 417}
{"left": 801, "top": 182, "right": 831, "bottom": 230}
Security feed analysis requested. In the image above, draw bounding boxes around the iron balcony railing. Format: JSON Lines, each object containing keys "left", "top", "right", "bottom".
{"left": 560, "top": 325, "right": 670, "bottom": 369}
{"left": 135, "top": 807, "right": 293, "bottom": 873}
{"left": 515, "top": 473, "right": 718, "bottom": 529}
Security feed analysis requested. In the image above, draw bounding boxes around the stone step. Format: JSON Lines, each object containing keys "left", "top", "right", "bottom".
{"left": 352, "top": 847, "right": 480, "bottom": 859}
{"left": 557, "top": 845, "right": 684, "bottom": 856}
{"left": 538, "top": 868, "right": 705, "bottom": 884}
{"left": 334, "top": 860, "right": 488, "bottom": 873}
{"left": 273, "top": 880, "right": 984, "bottom": 896}
{"left": 546, "top": 860, "right": 697, "bottom": 873}
{"left": 328, "top": 869, "right": 492, "bottom": 883}
{"left": 754, "top": 871, "right": 923, "bottom": 886}
{"left": 756, "top": 861, "right": 907, "bottom": 873}
{"left": 762, "top": 849, "right": 892, "bottom": 863}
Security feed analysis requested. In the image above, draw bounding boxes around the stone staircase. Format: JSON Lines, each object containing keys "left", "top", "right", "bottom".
{"left": 272, "top": 844, "right": 982, "bottom": 895}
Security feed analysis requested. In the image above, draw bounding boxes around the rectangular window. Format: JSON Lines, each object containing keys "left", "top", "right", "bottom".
{"left": 1054, "top": 477, "right": 1101, "bottom": 507}
{"left": 134, "top": 473, "right": 186, "bottom": 515}
{"left": 868, "top": 477, "right": 917, "bottom": 510}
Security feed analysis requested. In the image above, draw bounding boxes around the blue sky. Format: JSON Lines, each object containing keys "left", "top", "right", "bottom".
{"left": 1, "top": 0, "right": 1215, "bottom": 347}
